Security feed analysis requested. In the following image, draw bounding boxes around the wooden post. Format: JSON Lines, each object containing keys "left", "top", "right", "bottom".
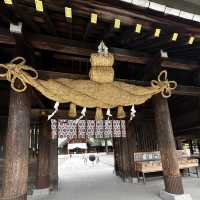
{"left": 121, "top": 137, "right": 132, "bottom": 182}
{"left": 176, "top": 140, "right": 183, "bottom": 150}
{"left": 118, "top": 138, "right": 123, "bottom": 177}
{"left": 105, "top": 139, "right": 109, "bottom": 154}
{"left": 0, "top": 118, "right": 7, "bottom": 158}
{"left": 36, "top": 115, "right": 51, "bottom": 189}
{"left": 126, "top": 120, "right": 137, "bottom": 177}
{"left": 49, "top": 138, "right": 58, "bottom": 191}
{"left": 113, "top": 138, "right": 119, "bottom": 176}
{"left": 189, "top": 139, "right": 194, "bottom": 155}
{"left": 1, "top": 22, "right": 32, "bottom": 200}
{"left": 49, "top": 120, "right": 58, "bottom": 191}
{"left": 1, "top": 88, "right": 30, "bottom": 200}
{"left": 153, "top": 95, "right": 184, "bottom": 194}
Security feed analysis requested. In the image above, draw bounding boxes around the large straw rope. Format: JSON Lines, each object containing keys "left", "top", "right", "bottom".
{"left": 0, "top": 57, "right": 177, "bottom": 108}
{"left": 0, "top": 57, "right": 38, "bottom": 92}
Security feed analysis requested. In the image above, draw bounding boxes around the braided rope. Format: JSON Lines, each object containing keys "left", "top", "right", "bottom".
{"left": 0, "top": 58, "right": 177, "bottom": 101}
{"left": 151, "top": 70, "right": 177, "bottom": 98}
{"left": 0, "top": 57, "right": 38, "bottom": 92}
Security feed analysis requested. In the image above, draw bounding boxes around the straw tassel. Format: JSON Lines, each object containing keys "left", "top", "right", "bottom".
{"left": 117, "top": 106, "right": 126, "bottom": 119}
{"left": 95, "top": 107, "right": 103, "bottom": 121}
{"left": 68, "top": 103, "right": 77, "bottom": 118}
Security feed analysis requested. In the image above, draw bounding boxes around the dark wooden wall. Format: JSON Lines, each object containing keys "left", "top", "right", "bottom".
{"left": 134, "top": 120, "right": 158, "bottom": 152}
{"left": 0, "top": 117, "right": 8, "bottom": 158}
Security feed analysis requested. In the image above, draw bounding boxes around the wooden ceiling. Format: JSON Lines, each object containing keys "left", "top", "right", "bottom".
{"left": 1, "top": 0, "right": 200, "bottom": 130}
{"left": 0, "top": 0, "right": 200, "bottom": 80}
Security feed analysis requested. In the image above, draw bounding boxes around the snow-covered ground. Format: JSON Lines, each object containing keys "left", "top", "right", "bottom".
{"left": 30, "top": 154, "right": 200, "bottom": 200}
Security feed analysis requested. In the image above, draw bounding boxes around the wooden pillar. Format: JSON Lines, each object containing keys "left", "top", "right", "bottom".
{"left": 36, "top": 115, "right": 51, "bottom": 189}
{"left": 1, "top": 88, "right": 30, "bottom": 200}
{"left": 153, "top": 95, "right": 184, "bottom": 195}
{"left": 49, "top": 120, "right": 58, "bottom": 191}
{"left": 197, "top": 141, "right": 200, "bottom": 154}
{"left": 0, "top": 117, "right": 7, "bottom": 158}
{"left": 105, "top": 139, "right": 109, "bottom": 154}
{"left": 126, "top": 120, "right": 137, "bottom": 177}
{"left": 176, "top": 140, "right": 183, "bottom": 150}
{"left": 49, "top": 138, "right": 58, "bottom": 191}
{"left": 121, "top": 137, "right": 132, "bottom": 182}
{"left": 114, "top": 138, "right": 121, "bottom": 177}
{"left": 189, "top": 139, "right": 194, "bottom": 155}
{"left": 118, "top": 138, "right": 123, "bottom": 177}
{"left": 113, "top": 138, "right": 119, "bottom": 176}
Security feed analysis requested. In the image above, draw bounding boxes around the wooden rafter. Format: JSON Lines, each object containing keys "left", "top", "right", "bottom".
{"left": 0, "top": 30, "right": 198, "bottom": 70}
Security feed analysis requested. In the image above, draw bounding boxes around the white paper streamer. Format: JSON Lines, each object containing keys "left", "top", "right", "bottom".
{"left": 130, "top": 105, "right": 136, "bottom": 120}
{"left": 106, "top": 108, "right": 112, "bottom": 120}
{"left": 160, "top": 49, "right": 168, "bottom": 58}
{"left": 48, "top": 101, "right": 59, "bottom": 121}
{"left": 75, "top": 107, "right": 87, "bottom": 124}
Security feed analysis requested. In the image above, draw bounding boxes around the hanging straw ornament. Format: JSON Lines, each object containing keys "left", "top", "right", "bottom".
{"left": 117, "top": 106, "right": 126, "bottom": 119}
{"left": 68, "top": 103, "right": 77, "bottom": 118}
{"left": 89, "top": 41, "right": 114, "bottom": 83}
{"left": 95, "top": 107, "right": 103, "bottom": 121}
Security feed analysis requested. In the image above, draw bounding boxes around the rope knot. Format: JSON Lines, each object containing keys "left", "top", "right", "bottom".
{"left": 151, "top": 70, "right": 177, "bottom": 98}
{"left": 0, "top": 57, "right": 38, "bottom": 92}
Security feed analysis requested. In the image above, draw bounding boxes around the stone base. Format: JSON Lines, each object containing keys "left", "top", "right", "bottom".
{"left": 32, "top": 188, "right": 50, "bottom": 197}
{"left": 160, "top": 190, "right": 192, "bottom": 200}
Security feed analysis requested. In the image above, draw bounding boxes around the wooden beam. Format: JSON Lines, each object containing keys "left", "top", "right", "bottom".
{"left": 42, "top": 12, "right": 57, "bottom": 36}
{"left": 53, "top": 54, "right": 89, "bottom": 63}
{"left": 0, "top": 30, "right": 198, "bottom": 70}
{"left": 172, "top": 85, "right": 200, "bottom": 96}
{"left": 12, "top": 5, "right": 40, "bottom": 33}
{"left": 162, "top": 60, "right": 199, "bottom": 70}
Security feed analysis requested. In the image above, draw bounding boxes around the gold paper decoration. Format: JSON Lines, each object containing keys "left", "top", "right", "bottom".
{"left": 65, "top": 7, "right": 72, "bottom": 18}
{"left": 188, "top": 36, "right": 195, "bottom": 45}
{"left": 35, "top": 0, "right": 44, "bottom": 12}
{"left": 114, "top": 19, "right": 121, "bottom": 29}
{"left": 4, "top": 0, "right": 12, "bottom": 5}
{"left": 172, "top": 33, "right": 179, "bottom": 41}
{"left": 135, "top": 24, "right": 142, "bottom": 33}
{"left": 154, "top": 28, "right": 161, "bottom": 38}
{"left": 91, "top": 13, "right": 97, "bottom": 24}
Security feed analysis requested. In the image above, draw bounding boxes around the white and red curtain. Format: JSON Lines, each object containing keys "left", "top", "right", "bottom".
{"left": 51, "top": 119, "right": 126, "bottom": 142}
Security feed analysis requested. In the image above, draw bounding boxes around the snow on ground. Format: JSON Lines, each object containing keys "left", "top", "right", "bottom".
{"left": 30, "top": 154, "right": 200, "bottom": 200}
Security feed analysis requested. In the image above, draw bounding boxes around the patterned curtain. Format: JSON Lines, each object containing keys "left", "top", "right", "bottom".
{"left": 51, "top": 119, "right": 126, "bottom": 142}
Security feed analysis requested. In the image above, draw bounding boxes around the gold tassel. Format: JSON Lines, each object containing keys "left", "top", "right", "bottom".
{"left": 117, "top": 106, "right": 126, "bottom": 119}
{"left": 95, "top": 108, "right": 103, "bottom": 121}
{"left": 68, "top": 103, "right": 77, "bottom": 118}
